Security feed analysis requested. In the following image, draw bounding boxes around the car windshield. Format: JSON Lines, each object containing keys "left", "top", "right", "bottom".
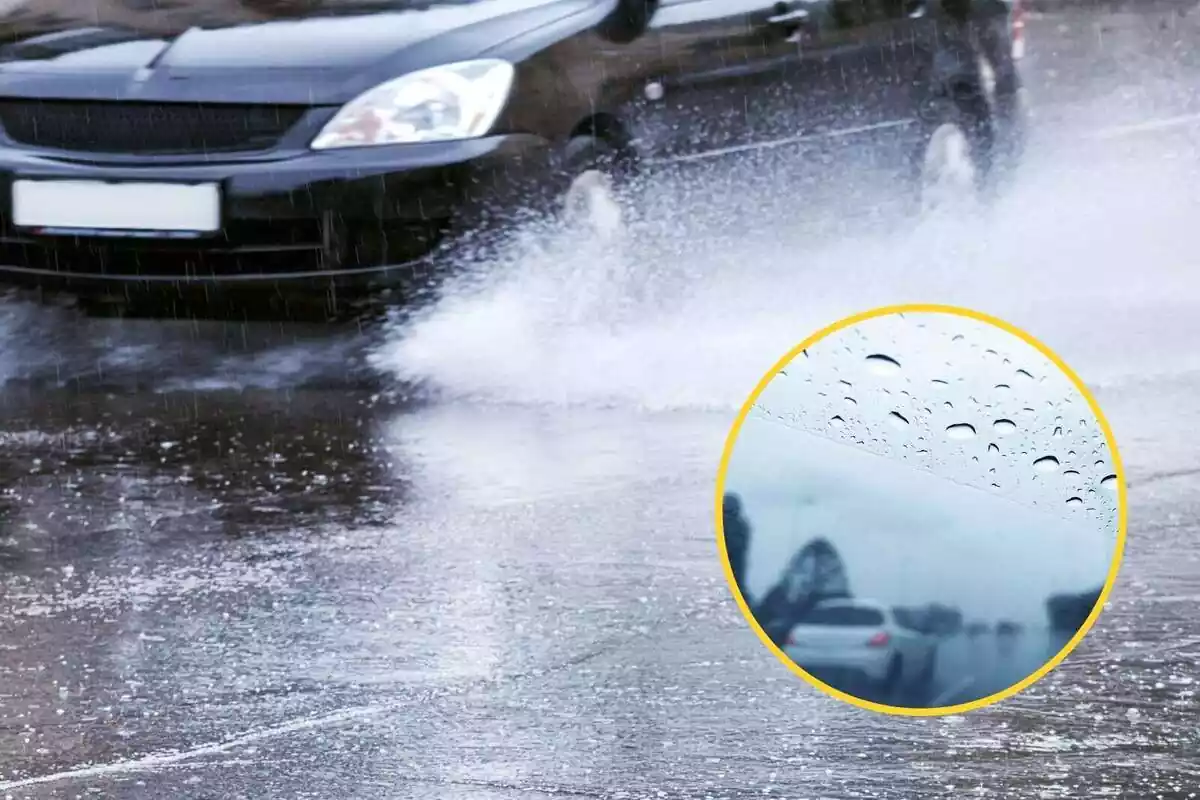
{"left": 802, "top": 606, "right": 885, "bottom": 627}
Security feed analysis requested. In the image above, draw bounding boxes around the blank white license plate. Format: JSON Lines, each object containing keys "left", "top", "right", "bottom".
{"left": 11, "top": 179, "right": 221, "bottom": 234}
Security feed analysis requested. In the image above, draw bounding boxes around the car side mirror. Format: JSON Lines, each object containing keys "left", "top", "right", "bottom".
{"left": 598, "top": 0, "right": 659, "bottom": 44}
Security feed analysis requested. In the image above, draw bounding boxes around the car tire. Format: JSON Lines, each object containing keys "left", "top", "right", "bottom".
{"left": 917, "top": 650, "right": 937, "bottom": 688}
{"left": 558, "top": 135, "right": 634, "bottom": 240}
{"left": 911, "top": 89, "right": 994, "bottom": 217}
{"left": 879, "top": 655, "right": 903, "bottom": 699}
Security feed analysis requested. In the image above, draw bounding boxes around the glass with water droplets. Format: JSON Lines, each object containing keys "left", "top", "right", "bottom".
{"left": 1034, "top": 455, "right": 1060, "bottom": 473}
{"left": 946, "top": 423, "right": 976, "bottom": 440}
{"left": 865, "top": 354, "right": 901, "bottom": 376}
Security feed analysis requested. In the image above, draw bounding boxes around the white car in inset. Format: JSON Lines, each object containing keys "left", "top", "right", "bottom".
{"left": 783, "top": 599, "right": 938, "bottom": 697}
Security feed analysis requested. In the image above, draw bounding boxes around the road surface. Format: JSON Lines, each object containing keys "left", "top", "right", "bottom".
{"left": 2, "top": 7, "right": 1200, "bottom": 799}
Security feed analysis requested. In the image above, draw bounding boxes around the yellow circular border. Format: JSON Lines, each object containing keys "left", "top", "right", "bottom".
{"left": 714, "top": 303, "right": 1128, "bottom": 717}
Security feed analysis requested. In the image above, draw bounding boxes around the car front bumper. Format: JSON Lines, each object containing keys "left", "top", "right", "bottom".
{"left": 0, "top": 134, "right": 557, "bottom": 296}
{"left": 783, "top": 646, "right": 892, "bottom": 684}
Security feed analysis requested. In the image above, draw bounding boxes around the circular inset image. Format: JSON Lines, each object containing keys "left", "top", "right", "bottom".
{"left": 716, "top": 304, "right": 1127, "bottom": 716}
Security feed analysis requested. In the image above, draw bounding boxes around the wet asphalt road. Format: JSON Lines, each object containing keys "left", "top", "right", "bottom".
{"left": 5, "top": 7, "right": 1200, "bottom": 799}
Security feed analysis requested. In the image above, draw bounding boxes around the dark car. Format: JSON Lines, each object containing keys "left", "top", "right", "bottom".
{"left": 0, "top": 0, "right": 1027, "bottom": 317}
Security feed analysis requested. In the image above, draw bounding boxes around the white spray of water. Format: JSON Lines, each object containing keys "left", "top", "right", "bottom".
{"left": 371, "top": 131, "right": 1200, "bottom": 411}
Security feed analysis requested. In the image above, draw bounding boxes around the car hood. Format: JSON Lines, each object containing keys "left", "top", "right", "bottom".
{"left": 0, "top": 0, "right": 599, "bottom": 104}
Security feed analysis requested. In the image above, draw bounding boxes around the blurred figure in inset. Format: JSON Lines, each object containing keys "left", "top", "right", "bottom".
{"left": 1046, "top": 586, "right": 1103, "bottom": 635}
{"left": 1045, "top": 585, "right": 1103, "bottom": 657}
{"left": 755, "top": 537, "right": 850, "bottom": 647}
{"left": 995, "top": 619, "right": 1022, "bottom": 658}
{"left": 922, "top": 603, "right": 964, "bottom": 638}
{"left": 965, "top": 620, "right": 990, "bottom": 640}
{"left": 722, "top": 492, "right": 751, "bottom": 601}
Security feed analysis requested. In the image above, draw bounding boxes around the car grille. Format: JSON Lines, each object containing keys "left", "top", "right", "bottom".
{"left": 0, "top": 100, "right": 307, "bottom": 155}
{"left": 0, "top": 219, "right": 453, "bottom": 279}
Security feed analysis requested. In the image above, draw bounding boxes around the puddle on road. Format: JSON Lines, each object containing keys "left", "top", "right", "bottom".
{"left": 0, "top": 299, "right": 377, "bottom": 391}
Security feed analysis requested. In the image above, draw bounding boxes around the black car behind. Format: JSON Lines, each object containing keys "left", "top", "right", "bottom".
{"left": 0, "top": 0, "right": 1027, "bottom": 317}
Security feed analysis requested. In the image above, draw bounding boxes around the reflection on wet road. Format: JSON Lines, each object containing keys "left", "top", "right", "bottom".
{"left": 3, "top": 7, "right": 1200, "bottom": 799}
{"left": 2, "top": 384, "right": 1198, "bottom": 798}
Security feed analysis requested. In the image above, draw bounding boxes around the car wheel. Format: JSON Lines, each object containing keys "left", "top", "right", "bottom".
{"left": 559, "top": 135, "right": 632, "bottom": 241}
{"left": 918, "top": 650, "right": 937, "bottom": 688}
{"left": 879, "top": 656, "right": 903, "bottom": 698}
{"left": 912, "top": 92, "right": 992, "bottom": 218}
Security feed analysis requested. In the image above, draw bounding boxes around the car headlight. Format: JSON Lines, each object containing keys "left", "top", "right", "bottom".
{"left": 311, "top": 59, "right": 515, "bottom": 150}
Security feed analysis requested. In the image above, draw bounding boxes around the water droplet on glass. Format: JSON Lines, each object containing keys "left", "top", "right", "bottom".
{"left": 1016, "top": 369, "right": 1034, "bottom": 381}
{"left": 946, "top": 423, "right": 976, "bottom": 440}
{"left": 993, "top": 419, "right": 1017, "bottom": 437}
{"left": 844, "top": 396, "right": 857, "bottom": 406}
{"left": 994, "top": 383, "right": 1011, "bottom": 391}
{"left": 830, "top": 416, "right": 846, "bottom": 429}
{"left": 888, "top": 411, "right": 910, "bottom": 428}
{"left": 1066, "top": 496, "right": 1084, "bottom": 507}
{"left": 1095, "top": 459, "right": 1105, "bottom": 468}
{"left": 866, "top": 354, "right": 901, "bottom": 376}
{"left": 988, "top": 443, "right": 1000, "bottom": 455}
{"left": 1100, "top": 474, "right": 1118, "bottom": 490}
{"left": 932, "top": 379, "right": 949, "bottom": 388}
{"left": 1063, "top": 470, "right": 1080, "bottom": 478}
{"left": 840, "top": 379, "right": 852, "bottom": 388}
{"left": 1053, "top": 426, "right": 1063, "bottom": 438}
{"left": 1034, "top": 456, "right": 1061, "bottom": 473}
{"left": 951, "top": 334, "right": 965, "bottom": 342}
